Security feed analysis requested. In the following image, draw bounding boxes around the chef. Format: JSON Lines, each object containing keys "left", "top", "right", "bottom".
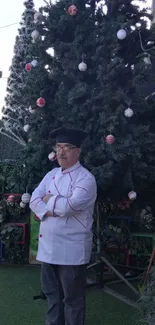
{"left": 30, "top": 127, "right": 97, "bottom": 325}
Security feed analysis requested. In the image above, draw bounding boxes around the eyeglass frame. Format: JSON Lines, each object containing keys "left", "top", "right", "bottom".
{"left": 54, "top": 144, "right": 78, "bottom": 153}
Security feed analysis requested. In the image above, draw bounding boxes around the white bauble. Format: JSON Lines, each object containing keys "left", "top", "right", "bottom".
{"left": 78, "top": 62, "right": 87, "bottom": 72}
{"left": 20, "top": 202, "right": 26, "bottom": 208}
{"left": 144, "top": 56, "right": 151, "bottom": 65}
{"left": 48, "top": 151, "right": 57, "bottom": 161}
{"left": 128, "top": 190, "right": 137, "bottom": 201}
{"left": 124, "top": 107, "right": 133, "bottom": 118}
{"left": 117, "top": 29, "right": 127, "bottom": 40}
{"left": 31, "top": 60, "right": 38, "bottom": 67}
{"left": 31, "top": 30, "right": 40, "bottom": 40}
{"left": 29, "top": 106, "right": 36, "bottom": 114}
{"left": 21, "top": 193, "right": 31, "bottom": 204}
{"left": 34, "top": 12, "right": 42, "bottom": 22}
{"left": 23, "top": 124, "right": 30, "bottom": 132}
{"left": 28, "top": 138, "right": 32, "bottom": 143}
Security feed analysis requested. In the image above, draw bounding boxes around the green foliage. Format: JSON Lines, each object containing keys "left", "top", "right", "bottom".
{"left": 0, "top": 224, "right": 27, "bottom": 264}
{"left": 3, "top": 0, "right": 155, "bottom": 198}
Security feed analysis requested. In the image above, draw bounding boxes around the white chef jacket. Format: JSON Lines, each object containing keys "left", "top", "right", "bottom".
{"left": 29, "top": 161, "right": 97, "bottom": 265}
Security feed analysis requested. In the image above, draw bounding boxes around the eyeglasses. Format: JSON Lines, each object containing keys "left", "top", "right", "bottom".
{"left": 55, "top": 144, "right": 77, "bottom": 153}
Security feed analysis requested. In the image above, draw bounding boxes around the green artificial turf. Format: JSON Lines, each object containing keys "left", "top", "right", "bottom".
{"left": 0, "top": 265, "right": 141, "bottom": 325}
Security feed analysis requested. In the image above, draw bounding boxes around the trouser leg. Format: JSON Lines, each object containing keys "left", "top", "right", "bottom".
{"left": 58, "top": 265, "right": 87, "bottom": 325}
{"left": 41, "top": 263, "right": 65, "bottom": 325}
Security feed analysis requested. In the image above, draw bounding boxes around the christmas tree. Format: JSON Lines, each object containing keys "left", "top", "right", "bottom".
{"left": 1, "top": 0, "right": 36, "bottom": 147}
{"left": 2, "top": 0, "right": 155, "bottom": 200}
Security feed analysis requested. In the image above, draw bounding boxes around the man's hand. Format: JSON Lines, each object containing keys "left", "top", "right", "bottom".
{"left": 43, "top": 194, "right": 53, "bottom": 203}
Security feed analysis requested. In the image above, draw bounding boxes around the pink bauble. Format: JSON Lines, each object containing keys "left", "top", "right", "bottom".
{"left": 36, "top": 97, "right": 46, "bottom": 107}
{"left": 7, "top": 195, "right": 15, "bottom": 203}
{"left": 106, "top": 134, "right": 115, "bottom": 145}
{"left": 25, "top": 63, "right": 32, "bottom": 71}
{"left": 68, "top": 5, "right": 77, "bottom": 16}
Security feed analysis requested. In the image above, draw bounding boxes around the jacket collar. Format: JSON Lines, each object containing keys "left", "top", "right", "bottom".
{"left": 61, "top": 161, "right": 81, "bottom": 174}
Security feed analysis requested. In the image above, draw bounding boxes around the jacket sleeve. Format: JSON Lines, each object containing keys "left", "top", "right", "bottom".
{"left": 29, "top": 172, "right": 51, "bottom": 220}
{"left": 46, "top": 175, "right": 97, "bottom": 218}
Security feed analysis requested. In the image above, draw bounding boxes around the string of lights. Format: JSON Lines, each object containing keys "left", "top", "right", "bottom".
{"left": 0, "top": 22, "right": 19, "bottom": 29}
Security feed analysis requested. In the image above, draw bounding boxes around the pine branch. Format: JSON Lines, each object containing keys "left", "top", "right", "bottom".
{"left": 0, "top": 130, "right": 26, "bottom": 146}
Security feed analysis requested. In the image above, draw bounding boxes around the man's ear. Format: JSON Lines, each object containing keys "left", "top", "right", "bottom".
{"left": 77, "top": 148, "right": 81, "bottom": 157}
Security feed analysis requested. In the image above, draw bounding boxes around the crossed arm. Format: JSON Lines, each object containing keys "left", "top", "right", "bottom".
{"left": 30, "top": 173, "right": 97, "bottom": 221}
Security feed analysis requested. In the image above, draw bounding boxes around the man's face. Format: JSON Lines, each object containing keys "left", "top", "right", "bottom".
{"left": 55, "top": 143, "right": 80, "bottom": 169}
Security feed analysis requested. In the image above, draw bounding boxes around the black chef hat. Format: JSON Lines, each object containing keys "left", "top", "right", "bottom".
{"left": 51, "top": 127, "right": 87, "bottom": 147}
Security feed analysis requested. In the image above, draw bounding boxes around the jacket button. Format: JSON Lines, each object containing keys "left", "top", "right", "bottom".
{"left": 40, "top": 234, "right": 42, "bottom": 237}
{"left": 48, "top": 190, "right": 51, "bottom": 193}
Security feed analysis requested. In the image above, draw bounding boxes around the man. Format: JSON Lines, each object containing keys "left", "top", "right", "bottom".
{"left": 30, "top": 127, "right": 97, "bottom": 325}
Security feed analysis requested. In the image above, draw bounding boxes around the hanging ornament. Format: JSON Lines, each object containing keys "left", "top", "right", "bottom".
{"left": 29, "top": 106, "right": 36, "bottom": 114}
{"left": 28, "top": 138, "right": 32, "bottom": 143}
{"left": 124, "top": 107, "right": 134, "bottom": 118}
{"left": 20, "top": 202, "right": 26, "bottom": 208}
{"left": 25, "top": 63, "right": 32, "bottom": 71}
{"left": 117, "top": 29, "right": 127, "bottom": 40}
{"left": 23, "top": 124, "right": 30, "bottom": 133}
{"left": 34, "top": 11, "right": 43, "bottom": 23}
{"left": 31, "top": 59, "right": 38, "bottom": 67}
{"left": 36, "top": 97, "right": 46, "bottom": 107}
{"left": 143, "top": 54, "right": 151, "bottom": 65}
{"left": 21, "top": 193, "right": 31, "bottom": 204}
{"left": 48, "top": 151, "right": 57, "bottom": 161}
{"left": 31, "top": 30, "right": 40, "bottom": 40}
{"left": 106, "top": 134, "right": 115, "bottom": 145}
{"left": 7, "top": 195, "right": 15, "bottom": 203}
{"left": 128, "top": 190, "right": 137, "bottom": 201}
{"left": 78, "top": 62, "right": 87, "bottom": 72}
{"left": 68, "top": 5, "right": 78, "bottom": 16}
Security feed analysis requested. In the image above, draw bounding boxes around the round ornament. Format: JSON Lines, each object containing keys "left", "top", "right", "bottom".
{"left": 128, "top": 190, "right": 137, "bottom": 201}
{"left": 106, "top": 134, "right": 115, "bottom": 145}
{"left": 117, "top": 29, "right": 127, "bottom": 40}
{"left": 144, "top": 55, "right": 151, "bottom": 65}
{"left": 31, "top": 30, "right": 40, "bottom": 40}
{"left": 124, "top": 107, "right": 133, "bottom": 118}
{"left": 20, "top": 202, "right": 26, "bottom": 208}
{"left": 34, "top": 12, "right": 42, "bottom": 22}
{"left": 29, "top": 106, "right": 36, "bottom": 114}
{"left": 23, "top": 124, "right": 30, "bottom": 132}
{"left": 31, "top": 59, "right": 38, "bottom": 67}
{"left": 68, "top": 5, "right": 77, "bottom": 16}
{"left": 7, "top": 195, "right": 15, "bottom": 203}
{"left": 21, "top": 193, "right": 31, "bottom": 204}
{"left": 78, "top": 62, "right": 87, "bottom": 72}
{"left": 25, "top": 63, "right": 32, "bottom": 71}
{"left": 48, "top": 151, "right": 57, "bottom": 161}
{"left": 36, "top": 97, "right": 46, "bottom": 108}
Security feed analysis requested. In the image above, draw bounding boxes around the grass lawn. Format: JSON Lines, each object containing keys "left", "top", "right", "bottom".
{"left": 0, "top": 265, "right": 142, "bottom": 325}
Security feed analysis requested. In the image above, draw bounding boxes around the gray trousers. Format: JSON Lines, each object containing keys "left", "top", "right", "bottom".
{"left": 41, "top": 263, "right": 87, "bottom": 325}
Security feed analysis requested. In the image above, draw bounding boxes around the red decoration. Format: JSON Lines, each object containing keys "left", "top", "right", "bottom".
{"left": 106, "top": 134, "right": 115, "bottom": 144}
{"left": 36, "top": 97, "right": 46, "bottom": 107}
{"left": 25, "top": 63, "right": 32, "bottom": 71}
{"left": 7, "top": 195, "right": 15, "bottom": 203}
{"left": 68, "top": 5, "right": 77, "bottom": 16}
